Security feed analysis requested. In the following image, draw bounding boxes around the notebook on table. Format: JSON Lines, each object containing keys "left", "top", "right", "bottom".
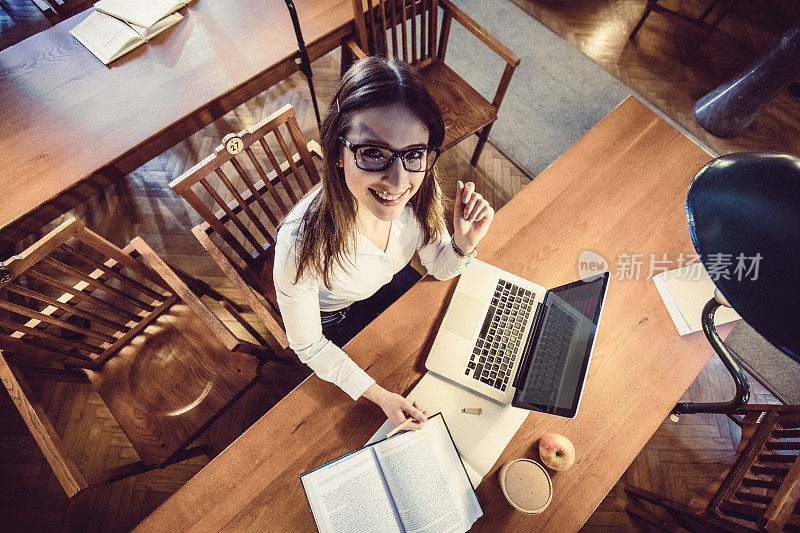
{"left": 301, "top": 414, "right": 481, "bottom": 533}
{"left": 426, "top": 260, "right": 610, "bottom": 418}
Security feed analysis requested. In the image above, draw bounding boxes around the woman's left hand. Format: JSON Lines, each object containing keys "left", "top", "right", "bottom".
{"left": 453, "top": 181, "right": 494, "bottom": 253}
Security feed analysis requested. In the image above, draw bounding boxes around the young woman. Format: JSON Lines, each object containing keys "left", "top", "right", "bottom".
{"left": 273, "top": 57, "right": 494, "bottom": 429}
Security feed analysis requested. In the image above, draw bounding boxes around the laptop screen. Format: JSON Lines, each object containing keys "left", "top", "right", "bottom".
{"left": 512, "top": 273, "right": 609, "bottom": 417}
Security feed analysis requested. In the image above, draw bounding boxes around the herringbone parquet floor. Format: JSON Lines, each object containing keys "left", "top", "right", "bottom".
{"left": 0, "top": 2, "right": 785, "bottom": 532}
{"left": 508, "top": 0, "right": 800, "bottom": 157}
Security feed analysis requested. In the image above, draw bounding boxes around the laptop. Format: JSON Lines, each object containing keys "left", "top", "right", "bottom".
{"left": 425, "top": 260, "right": 610, "bottom": 418}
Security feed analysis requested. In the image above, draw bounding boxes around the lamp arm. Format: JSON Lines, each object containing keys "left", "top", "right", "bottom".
{"left": 671, "top": 296, "right": 750, "bottom": 416}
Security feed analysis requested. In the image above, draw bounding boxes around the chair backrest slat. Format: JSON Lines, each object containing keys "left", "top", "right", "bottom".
{"left": 0, "top": 300, "right": 115, "bottom": 344}
{"left": 24, "top": 269, "right": 141, "bottom": 322}
{"left": 429, "top": 0, "right": 438, "bottom": 60}
{"left": 354, "top": 0, "right": 438, "bottom": 64}
{"left": 214, "top": 167, "right": 274, "bottom": 241}
{"left": 5, "top": 284, "right": 131, "bottom": 333}
{"left": 388, "top": 0, "right": 399, "bottom": 58}
{"left": 0, "top": 317, "right": 104, "bottom": 355}
{"left": 285, "top": 120, "right": 321, "bottom": 187}
{"left": 272, "top": 127, "right": 309, "bottom": 194}
{"left": 0, "top": 219, "right": 173, "bottom": 367}
{"left": 419, "top": 0, "right": 426, "bottom": 59}
{"left": 243, "top": 146, "right": 288, "bottom": 217}
{"left": 0, "top": 333, "right": 96, "bottom": 368}
{"left": 257, "top": 138, "right": 299, "bottom": 207}
{"left": 199, "top": 179, "right": 263, "bottom": 253}
{"left": 77, "top": 228, "right": 170, "bottom": 290}
{"left": 366, "top": 0, "right": 380, "bottom": 56}
{"left": 60, "top": 244, "right": 164, "bottom": 302}
{"left": 400, "top": 0, "right": 408, "bottom": 62}
{"left": 228, "top": 155, "right": 280, "bottom": 228}
{"left": 40, "top": 256, "right": 154, "bottom": 312}
{"left": 180, "top": 186, "right": 254, "bottom": 264}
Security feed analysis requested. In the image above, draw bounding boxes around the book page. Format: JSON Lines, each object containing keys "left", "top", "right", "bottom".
{"left": 94, "top": 0, "right": 186, "bottom": 29}
{"left": 374, "top": 415, "right": 482, "bottom": 533}
{"left": 128, "top": 12, "right": 183, "bottom": 40}
{"left": 70, "top": 10, "right": 142, "bottom": 64}
{"left": 301, "top": 447, "right": 403, "bottom": 533}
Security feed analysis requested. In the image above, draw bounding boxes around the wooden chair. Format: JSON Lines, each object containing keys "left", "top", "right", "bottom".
{"left": 0, "top": 218, "right": 292, "bottom": 497}
{"left": 347, "top": 0, "right": 520, "bottom": 166}
{"left": 170, "top": 104, "right": 322, "bottom": 350}
{"left": 626, "top": 404, "right": 800, "bottom": 531}
{"left": 628, "top": 0, "right": 739, "bottom": 59}
{"left": 31, "top": 0, "right": 93, "bottom": 24}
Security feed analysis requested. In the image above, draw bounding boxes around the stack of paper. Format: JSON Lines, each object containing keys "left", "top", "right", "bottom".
{"left": 70, "top": 0, "right": 189, "bottom": 65}
{"left": 652, "top": 265, "right": 740, "bottom": 335}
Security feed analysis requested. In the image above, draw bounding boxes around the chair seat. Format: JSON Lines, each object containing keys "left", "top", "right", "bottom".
{"left": 86, "top": 303, "right": 260, "bottom": 466}
{"left": 418, "top": 61, "right": 497, "bottom": 150}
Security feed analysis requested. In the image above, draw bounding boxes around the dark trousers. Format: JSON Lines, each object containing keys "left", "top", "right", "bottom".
{"left": 321, "top": 263, "right": 422, "bottom": 348}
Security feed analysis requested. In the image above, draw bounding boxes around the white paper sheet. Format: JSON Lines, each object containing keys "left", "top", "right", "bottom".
{"left": 652, "top": 266, "right": 740, "bottom": 335}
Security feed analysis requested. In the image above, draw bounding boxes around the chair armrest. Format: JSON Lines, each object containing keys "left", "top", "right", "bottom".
{"left": 439, "top": 0, "right": 520, "bottom": 67}
{"left": 129, "top": 237, "right": 243, "bottom": 352}
{"left": 0, "top": 355, "right": 88, "bottom": 497}
{"left": 345, "top": 39, "right": 368, "bottom": 60}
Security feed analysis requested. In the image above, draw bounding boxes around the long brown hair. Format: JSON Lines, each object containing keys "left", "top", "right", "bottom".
{"left": 292, "top": 57, "right": 446, "bottom": 288}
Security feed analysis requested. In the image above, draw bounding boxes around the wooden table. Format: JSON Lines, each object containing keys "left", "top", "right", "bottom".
{"left": 136, "top": 96, "right": 719, "bottom": 532}
{"left": 0, "top": 0, "right": 352, "bottom": 249}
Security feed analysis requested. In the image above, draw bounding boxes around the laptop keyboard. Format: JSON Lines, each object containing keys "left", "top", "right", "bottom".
{"left": 523, "top": 303, "right": 578, "bottom": 405}
{"left": 464, "top": 279, "right": 536, "bottom": 391}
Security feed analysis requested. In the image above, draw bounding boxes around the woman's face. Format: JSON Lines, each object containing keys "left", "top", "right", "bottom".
{"left": 340, "top": 103, "right": 430, "bottom": 223}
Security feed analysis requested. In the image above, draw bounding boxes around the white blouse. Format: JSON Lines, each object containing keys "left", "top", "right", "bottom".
{"left": 273, "top": 188, "right": 472, "bottom": 400}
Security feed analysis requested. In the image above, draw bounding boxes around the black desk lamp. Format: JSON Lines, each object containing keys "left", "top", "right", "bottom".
{"left": 284, "top": 0, "right": 322, "bottom": 129}
{"left": 672, "top": 153, "right": 800, "bottom": 417}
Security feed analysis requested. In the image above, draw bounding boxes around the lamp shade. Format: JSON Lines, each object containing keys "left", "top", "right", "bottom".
{"left": 687, "top": 153, "right": 800, "bottom": 362}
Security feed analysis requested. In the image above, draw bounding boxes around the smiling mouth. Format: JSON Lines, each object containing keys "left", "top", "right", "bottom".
{"left": 369, "top": 187, "right": 409, "bottom": 206}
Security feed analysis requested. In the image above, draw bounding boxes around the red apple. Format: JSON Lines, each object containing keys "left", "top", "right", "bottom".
{"left": 538, "top": 433, "right": 575, "bottom": 471}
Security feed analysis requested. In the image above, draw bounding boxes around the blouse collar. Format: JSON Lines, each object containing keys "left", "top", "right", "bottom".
{"left": 354, "top": 206, "right": 410, "bottom": 256}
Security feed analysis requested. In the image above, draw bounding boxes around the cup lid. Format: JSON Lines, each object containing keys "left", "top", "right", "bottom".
{"left": 499, "top": 458, "right": 553, "bottom": 514}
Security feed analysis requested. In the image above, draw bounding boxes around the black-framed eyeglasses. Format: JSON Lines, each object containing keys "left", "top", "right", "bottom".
{"left": 339, "top": 137, "right": 440, "bottom": 172}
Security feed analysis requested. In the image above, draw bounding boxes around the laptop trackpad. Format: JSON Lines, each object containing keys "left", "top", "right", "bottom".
{"left": 444, "top": 293, "right": 484, "bottom": 339}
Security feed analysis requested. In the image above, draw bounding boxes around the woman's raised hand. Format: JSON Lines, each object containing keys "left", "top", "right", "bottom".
{"left": 453, "top": 181, "right": 494, "bottom": 253}
{"left": 364, "top": 384, "right": 428, "bottom": 430}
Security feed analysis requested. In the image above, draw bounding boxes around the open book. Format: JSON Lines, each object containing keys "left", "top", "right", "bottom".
{"left": 301, "top": 414, "right": 482, "bottom": 533}
{"left": 70, "top": 10, "right": 183, "bottom": 65}
{"left": 93, "top": 0, "right": 189, "bottom": 29}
